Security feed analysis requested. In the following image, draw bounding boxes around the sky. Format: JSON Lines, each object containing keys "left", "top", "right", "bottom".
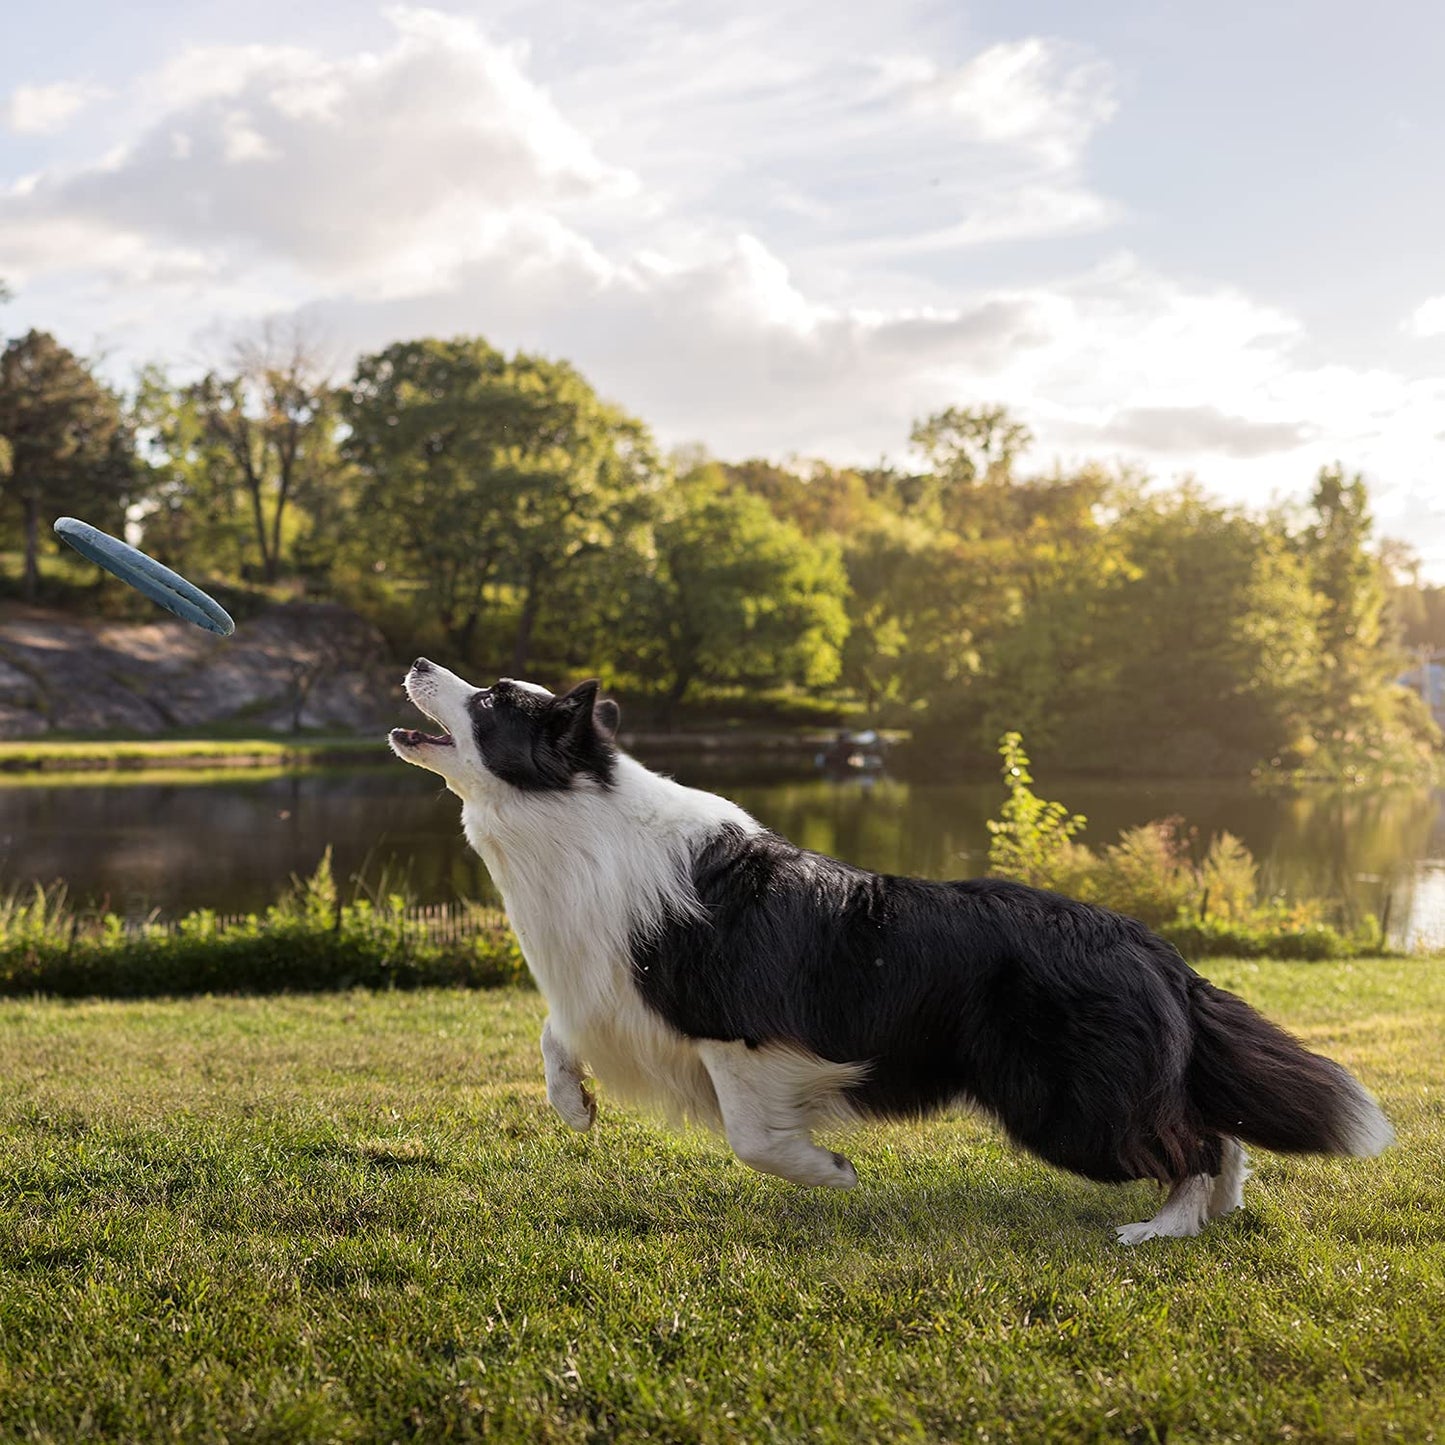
{"left": 2, "top": 1, "right": 1444, "bottom": 572}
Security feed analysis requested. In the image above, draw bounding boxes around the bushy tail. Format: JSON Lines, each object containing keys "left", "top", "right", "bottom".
{"left": 1187, "top": 981, "right": 1393, "bottom": 1157}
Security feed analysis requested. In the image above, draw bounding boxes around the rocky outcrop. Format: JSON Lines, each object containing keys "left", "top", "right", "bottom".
{"left": 0, "top": 603, "right": 398, "bottom": 737}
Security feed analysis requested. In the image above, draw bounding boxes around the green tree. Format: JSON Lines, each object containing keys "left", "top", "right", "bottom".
{"left": 0, "top": 274, "right": 10, "bottom": 490}
{"left": 722, "top": 458, "right": 881, "bottom": 538}
{"left": 1295, "top": 467, "right": 1436, "bottom": 783}
{"left": 344, "top": 337, "right": 515, "bottom": 656}
{"left": 909, "top": 404, "right": 1033, "bottom": 499}
{"left": 493, "top": 354, "right": 665, "bottom": 675}
{"left": 181, "top": 329, "right": 335, "bottom": 584}
{"left": 345, "top": 338, "right": 665, "bottom": 671}
{"left": 620, "top": 467, "right": 850, "bottom": 724}
{"left": 0, "top": 330, "right": 132, "bottom": 600}
{"left": 1071, "top": 488, "right": 1322, "bottom": 776}
{"left": 132, "top": 366, "right": 253, "bottom": 576}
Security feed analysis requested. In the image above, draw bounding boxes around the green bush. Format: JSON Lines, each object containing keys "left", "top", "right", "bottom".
{"left": 984, "top": 731, "right": 1091, "bottom": 891}
{"left": 985, "top": 733, "right": 1382, "bottom": 960}
{"left": 1091, "top": 819, "right": 1196, "bottom": 927}
{"left": 0, "top": 853, "right": 528, "bottom": 999}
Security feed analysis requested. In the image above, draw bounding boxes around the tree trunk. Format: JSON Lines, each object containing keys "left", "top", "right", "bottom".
{"left": 447, "top": 610, "right": 478, "bottom": 659}
{"left": 244, "top": 476, "right": 275, "bottom": 583}
{"left": 22, "top": 493, "right": 39, "bottom": 602}
{"left": 510, "top": 563, "right": 543, "bottom": 676}
{"left": 268, "top": 495, "right": 287, "bottom": 584}
{"left": 657, "top": 671, "right": 692, "bottom": 733}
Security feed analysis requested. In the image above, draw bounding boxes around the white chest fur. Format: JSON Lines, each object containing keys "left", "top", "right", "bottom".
{"left": 462, "top": 756, "right": 758, "bottom": 1123}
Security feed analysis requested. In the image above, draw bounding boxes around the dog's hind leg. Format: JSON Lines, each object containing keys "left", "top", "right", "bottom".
{"left": 1115, "top": 1173, "right": 1213, "bottom": 1244}
{"left": 1207, "top": 1136, "right": 1250, "bottom": 1219}
{"left": 541, "top": 1016, "right": 596, "bottom": 1132}
{"left": 1115, "top": 1135, "right": 1251, "bottom": 1243}
{"left": 697, "top": 1040, "right": 864, "bottom": 1189}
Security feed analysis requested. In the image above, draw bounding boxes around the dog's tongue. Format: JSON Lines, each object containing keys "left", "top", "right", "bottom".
{"left": 393, "top": 727, "right": 453, "bottom": 746}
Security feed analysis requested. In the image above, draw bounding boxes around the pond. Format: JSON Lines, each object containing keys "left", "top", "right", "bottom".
{"left": 2, "top": 756, "right": 1443, "bottom": 949}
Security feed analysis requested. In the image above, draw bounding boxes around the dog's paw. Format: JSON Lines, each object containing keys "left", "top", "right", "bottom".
{"left": 550, "top": 1080, "right": 597, "bottom": 1132}
{"left": 797, "top": 1150, "right": 857, "bottom": 1189}
{"left": 1114, "top": 1221, "right": 1159, "bottom": 1246}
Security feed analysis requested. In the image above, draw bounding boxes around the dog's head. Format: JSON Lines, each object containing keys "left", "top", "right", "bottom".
{"left": 389, "top": 659, "right": 621, "bottom": 799}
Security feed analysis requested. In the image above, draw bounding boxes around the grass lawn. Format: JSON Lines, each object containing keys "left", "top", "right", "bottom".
{"left": 1, "top": 960, "right": 1441, "bottom": 1443}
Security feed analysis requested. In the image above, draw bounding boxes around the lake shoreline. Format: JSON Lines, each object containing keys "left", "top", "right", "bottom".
{"left": 0, "top": 727, "right": 891, "bottom": 775}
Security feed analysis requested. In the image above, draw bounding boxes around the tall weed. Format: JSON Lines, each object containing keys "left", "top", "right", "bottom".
{"left": 986, "top": 733, "right": 1381, "bottom": 959}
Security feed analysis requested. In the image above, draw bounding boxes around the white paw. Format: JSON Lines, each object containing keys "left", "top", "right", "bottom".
{"left": 1115, "top": 1217, "right": 1204, "bottom": 1245}
{"left": 550, "top": 1080, "right": 596, "bottom": 1132}
{"left": 1115, "top": 1221, "right": 1159, "bottom": 1245}
{"left": 803, "top": 1151, "right": 858, "bottom": 1189}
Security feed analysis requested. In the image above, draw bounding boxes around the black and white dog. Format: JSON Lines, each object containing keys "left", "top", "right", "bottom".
{"left": 391, "top": 662, "right": 1393, "bottom": 1243}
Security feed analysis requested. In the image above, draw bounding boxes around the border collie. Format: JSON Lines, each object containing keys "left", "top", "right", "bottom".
{"left": 390, "top": 662, "right": 1393, "bottom": 1243}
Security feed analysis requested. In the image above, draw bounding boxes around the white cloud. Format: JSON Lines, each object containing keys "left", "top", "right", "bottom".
{"left": 4, "top": 80, "right": 111, "bottom": 136}
{"left": 1094, "top": 406, "right": 1310, "bottom": 458}
{"left": 822, "top": 38, "right": 1120, "bottom": 254}
{"left": 1405, "top": 295, "right": 1445, "bottom": 338}
{"left": 901, "top": 39, "right": 1116, "bottom": 169}
{"left": 2, "top": 5, "right": 1443, "bottom": 574}
{"left": 0, "top": 7, "right": 636, "bottom": 291}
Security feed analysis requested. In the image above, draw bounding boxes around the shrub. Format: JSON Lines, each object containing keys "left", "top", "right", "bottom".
{"left": 985, "top": 732, "right": 1092, "bottom": 892}
{"left": 0, "top": 853, "right": 529, "bottom": 999}
{"left": 985, "top": 733, "right": 1380, "bottom": 960}
{"left": 1090, "top": 819, "right": 1196, "bottom": 927}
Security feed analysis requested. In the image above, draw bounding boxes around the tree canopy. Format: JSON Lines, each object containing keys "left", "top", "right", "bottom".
{"left": 0, "top": 330, "right": 131, "bottom": 600}
{"left": 0, "top": 310, "right": 1434, "bottom": 783}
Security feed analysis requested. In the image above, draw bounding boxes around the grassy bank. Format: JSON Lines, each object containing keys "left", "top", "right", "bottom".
{"left": 0, "top": 845, "right": 1403, "bottom": 998}
{"left": 1, "top": 960, "right": 1441, "bottom": 1443}
{"left": 0, "top": 856, "right": 525, "bottom": 998}
{"left": 0, "top": 735, "right": 385, "bottom": 774}
{"left": 0, "top": 725, "right": 871, "bottom": 776}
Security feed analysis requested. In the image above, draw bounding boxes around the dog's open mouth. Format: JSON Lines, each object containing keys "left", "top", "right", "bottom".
{"left": 391, "top": 726, "right": 453, "bottom": 748}
{"left": 391, "top": 695, "right": 454, "bottom": 749}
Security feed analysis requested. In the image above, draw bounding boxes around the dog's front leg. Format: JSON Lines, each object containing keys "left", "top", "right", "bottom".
{"left": 541, "top": 1017, "right": 596, "bottom": 1131}
{"left": 698, "top": 1040, "right": 858, "bottom": 1188}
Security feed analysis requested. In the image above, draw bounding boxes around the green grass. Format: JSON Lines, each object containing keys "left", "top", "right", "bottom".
{"left": 1, "top": 960, "right": 1442, "bottom": 1443}
{"left": 0, "top": 736, "right": 385, "bottom": 774}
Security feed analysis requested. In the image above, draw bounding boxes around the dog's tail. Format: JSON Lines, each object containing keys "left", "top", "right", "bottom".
{"left": 1186, "top": 979, "right": 1393, "bottom": 1157}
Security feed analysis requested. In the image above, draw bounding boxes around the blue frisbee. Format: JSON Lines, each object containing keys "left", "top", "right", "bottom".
{"left": 53, "top": 517, "right": 235, "bottom": 637}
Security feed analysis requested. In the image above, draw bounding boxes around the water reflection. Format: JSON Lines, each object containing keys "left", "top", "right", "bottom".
{"left": 0, "top": 762, "right": 1441, "bottom": 946}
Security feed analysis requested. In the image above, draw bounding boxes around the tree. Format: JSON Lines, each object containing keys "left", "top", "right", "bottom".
{"left": 492, "top": 353, "right": 665, "bottom": 675}
{"left": 183, "top": 325, "right": 335, "bottom": 584}
{"left": 1074, "top": 488, "right": 1322, "bottom": 776}
{"left": 0, "top": 331, "right": 132, "bottom": 600}
{"left": 1294, "top": 467, "right": 1437, "bottom": 783}
{"left": 722, "top": 458, "right": 881, "bottom": 538}
{"left": 132, "top": 366, "right": 253, "bottom": 577}
{"left": 344, "top": 337, "right": 514, "bottom": 656}
{"left": 619, "top": 467, "right": 850, "bottom": 725}
{"left": 344, "top": 338, "right": 665, "bottom": 672}
{"left": 909, "top": 405, "right": 1033, "bottom": 493}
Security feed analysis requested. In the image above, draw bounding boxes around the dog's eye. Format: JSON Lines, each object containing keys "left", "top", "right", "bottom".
{"left": 471, "top": 689, "right": 493, "bottom": 711}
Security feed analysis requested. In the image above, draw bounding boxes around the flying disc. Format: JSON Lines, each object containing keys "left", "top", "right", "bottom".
{"left": 53, "top": 517, "right": 235, "bottom": 637}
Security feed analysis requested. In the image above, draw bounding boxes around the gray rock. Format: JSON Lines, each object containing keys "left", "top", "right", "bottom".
{"left": 0, "top": 603, "right": 398, "bottom": 739}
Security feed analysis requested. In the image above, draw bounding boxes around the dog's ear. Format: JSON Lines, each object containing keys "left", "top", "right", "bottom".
{"left": 594, "top": 696, "right": 621, "bottom": 739}
{"left": 555, "top": 679, "right": 599, "bottom": 719}
{"left": 554, "top": 680, "right": 620, "bottom": 742}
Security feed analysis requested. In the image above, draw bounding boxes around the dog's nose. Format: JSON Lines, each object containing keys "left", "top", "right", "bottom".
{"left": 411, "top": 657, "right": 431, "bottom": 673}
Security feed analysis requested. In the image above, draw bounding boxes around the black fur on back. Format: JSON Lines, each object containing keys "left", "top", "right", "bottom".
{"left": 470, "top": 679, "right": 619, "bottom": 792}
{"left": 629, "top": 823, "right": 1378, "bottom": 1185}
